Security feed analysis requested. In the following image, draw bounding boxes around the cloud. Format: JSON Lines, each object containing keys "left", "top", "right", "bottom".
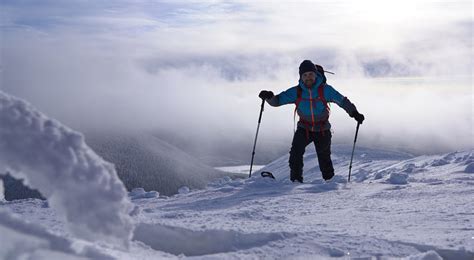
{"left": 1, "top": 0, "right": 472, "bottom": 156}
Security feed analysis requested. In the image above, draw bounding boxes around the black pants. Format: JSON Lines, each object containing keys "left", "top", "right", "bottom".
{"left": 289, "top": 127, "right": 334, "bottom": 182}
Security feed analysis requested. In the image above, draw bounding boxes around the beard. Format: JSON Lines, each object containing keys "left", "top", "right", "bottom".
{"left": 304, "top": 78, "right": 315, "bottom": 87}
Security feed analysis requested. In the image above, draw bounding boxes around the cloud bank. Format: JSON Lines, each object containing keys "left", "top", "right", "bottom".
{"left": 1, "top": 0, "right": 472, "bottom": 156}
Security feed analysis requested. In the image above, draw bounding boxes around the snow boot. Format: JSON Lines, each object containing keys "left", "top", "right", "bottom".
{"left": 290, "top": 170, "right": 303, "bottom": 183}
{"left": 322, "top": 171, "right": 334, "bottom": 181}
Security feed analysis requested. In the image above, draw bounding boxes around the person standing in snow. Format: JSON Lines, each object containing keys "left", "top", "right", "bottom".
{"left": 259, "top": 60, "right": 365, "bottom": 183}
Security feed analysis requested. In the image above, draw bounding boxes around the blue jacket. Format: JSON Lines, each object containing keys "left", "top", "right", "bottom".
{"left": 267, "top": 71, "right": 357, "bottom": 132}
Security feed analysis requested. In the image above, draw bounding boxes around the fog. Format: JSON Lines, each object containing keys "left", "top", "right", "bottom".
{"left": 1, "top": 0, "right": 472, "bottom": 160}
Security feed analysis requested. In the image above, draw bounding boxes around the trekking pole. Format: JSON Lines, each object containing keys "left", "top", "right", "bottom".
{"left": 348, "top": 122, "right": 361, "bottom": 182}
{"left": 249, "top": 98, "right": 265, "bottom": 178}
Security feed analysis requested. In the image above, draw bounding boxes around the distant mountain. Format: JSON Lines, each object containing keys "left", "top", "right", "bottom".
{"left": 1, "top": 131, "right": 239, "bottom": 200}
{"left": 0, "top": 173, "right": 44, "bottom": 200}
{"left": 152, "top": 129, "right": 290, "bottom": 167}
{"left": 84, "top": 131, "right": 239, "bottom": 196}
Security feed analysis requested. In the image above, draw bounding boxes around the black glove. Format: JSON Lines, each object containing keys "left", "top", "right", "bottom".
{"left": 259, "top": 90, "right": 274, "bottom": 100}
{"left": 351, "top": 111, "right": 365, "bottom": 124}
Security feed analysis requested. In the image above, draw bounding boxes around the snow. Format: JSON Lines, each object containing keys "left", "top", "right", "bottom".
{"left": 215, "top": 165, "right": 265, "bottom": 175}
{"left": 0, "top": 179, "right": 3, "bottom": 201}
{"left": 2, "top": 145, "right": 474, "bottom": 259}
{"left": 178, "top": 186, "right": 190, "bottom": 194}
{"left": 1, "top": 90, "right": 473, "bottom": 259}
{"left": 133, "top": 223, "right": 291, "bottom": 256}
{"left": 0, "top": 209, "right": 114, "bottom": 259}
{"left": 403, "top": 251, "right": 443, "bottom": 260}
{"left": 85, "top": 132, "right": 235, "bottom": 196}
{"left": 388, "top": 171, "right": 409, "bottom": 184}
{"left": 465, "top": 163, "right": 474, "bottom": 173}
{"left": 129, "top": 188, "right": 159, "bottom": 200}
{"left": 0, "top": 91, "right": 133, "bottom": 247}
{"left": 127, "top": 148, "right": 474, "bottom": 259}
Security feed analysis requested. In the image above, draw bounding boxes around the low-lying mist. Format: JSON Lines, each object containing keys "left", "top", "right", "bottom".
{"left": 2, "top": 0, "right": 472, "bottom": 163}
{"left": 2, "top": 40, "right": 471, "bottom": 161}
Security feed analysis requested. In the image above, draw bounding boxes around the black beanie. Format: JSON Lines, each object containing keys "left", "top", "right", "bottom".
{"left": 299, "top": 60, "right": 317, "bottom": 77}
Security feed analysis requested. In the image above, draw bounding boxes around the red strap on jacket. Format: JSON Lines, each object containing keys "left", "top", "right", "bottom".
{"left": 318, "top": 82, "right": 327, "bottom": 108}
{"left": 293, "top": 82, "right": 329, "bottom": 133}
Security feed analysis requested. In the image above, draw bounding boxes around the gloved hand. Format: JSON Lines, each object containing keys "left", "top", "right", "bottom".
{"left": 351, "top": 111, "right": 365, "bottom": 124}
{"left": 259, "top": 90, "right": 274, "bottom": 100}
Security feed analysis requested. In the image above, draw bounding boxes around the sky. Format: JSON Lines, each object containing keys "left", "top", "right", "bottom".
{"left": 0, "top": 0, "right": 472, "bottom": 156}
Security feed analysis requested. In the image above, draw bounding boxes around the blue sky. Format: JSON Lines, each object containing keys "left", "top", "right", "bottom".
{"left": 1, "top": 0, "right": 472, "bottom": 154}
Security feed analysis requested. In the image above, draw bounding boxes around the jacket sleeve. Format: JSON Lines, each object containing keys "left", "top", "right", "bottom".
{"left": 266, "top": 86, "right": 298, "bottom": 107}
{"left": 324, "top": 84, "right": 358, "bottom": 116}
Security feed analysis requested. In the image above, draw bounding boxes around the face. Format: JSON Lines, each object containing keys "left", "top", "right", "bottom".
{"left": 301, "top": 71, "right": 316, "bottom": 87}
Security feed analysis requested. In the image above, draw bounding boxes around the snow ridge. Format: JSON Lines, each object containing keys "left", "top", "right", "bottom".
{"left": 0, "top": 209, "right": 115, "bottom": 259}
{"left": 0, "top": 91, "right": 133, "bottom": 247}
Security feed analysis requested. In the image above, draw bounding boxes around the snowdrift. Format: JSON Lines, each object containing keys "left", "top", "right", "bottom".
{"left": 0, "top": 209, "right": 116, "bottom": 259}
{"left": 0, "top": 91, "right": 133, "bottom": 247}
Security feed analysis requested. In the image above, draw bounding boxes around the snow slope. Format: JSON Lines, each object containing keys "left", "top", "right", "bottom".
{"left": 85, "top": 132, "right": 238, "bottom": 196}
{"left": 2, "top": 147, "right": 473, "bottom": 258}
{"left": 127, "top": 148, "right": 473, "bottom": 259}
